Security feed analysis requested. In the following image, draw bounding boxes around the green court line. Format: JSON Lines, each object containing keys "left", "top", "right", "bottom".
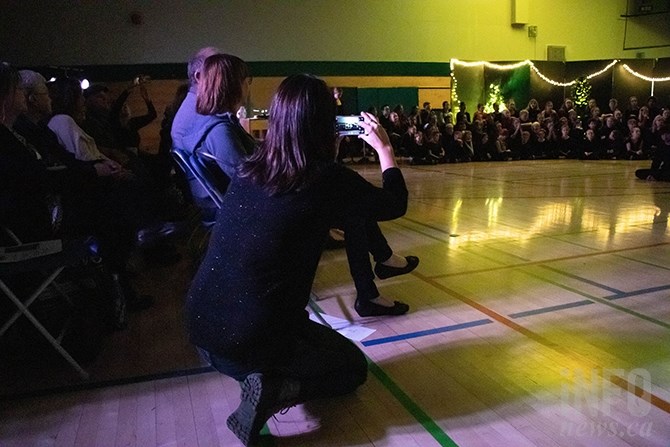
{"left": 367, "top": 358, "right": 459, "bottom": 447}
{"left": 257, "top": 356, "right": 458, "bottom": 446}
{"left": 306, "top": 300, "right": 458, "bottom": 446}
{"left": 258, "top": 426, "right": 276, "bottom": 446}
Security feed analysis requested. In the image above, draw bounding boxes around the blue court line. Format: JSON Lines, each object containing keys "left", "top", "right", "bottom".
{"left": 606, "top": 284, "right": 670, "bottom": 300}
{"left": 615, "top": 254, "right": 670, "bottom": 272}
{"left": 362, "top": 282, "right": 670, "bottom": 347}
{"left": 521, "top": 270, "right": 670, "bottom": 329}
{"left": 539, "top": 265, "right": 625, "bottom": 294}
{"left": 361, "top": 319, "right": 492, "bottom": 346}
{"left": 508, "top": 299, "right": 594, "bottom": 318}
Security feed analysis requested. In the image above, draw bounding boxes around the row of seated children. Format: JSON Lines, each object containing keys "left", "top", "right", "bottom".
{"left": 381, "top": 94, "right": 669, "bottom": 164}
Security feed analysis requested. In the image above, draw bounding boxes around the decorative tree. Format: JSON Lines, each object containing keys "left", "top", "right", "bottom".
{"left": 485, "top": 82, "right": 505, "bottom": 113}
{"left": 571, "top": 76, "right": 592, "bottom": 114}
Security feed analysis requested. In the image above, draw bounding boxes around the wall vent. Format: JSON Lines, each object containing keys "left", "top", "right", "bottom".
{"left": 626, "top": 0, "right": 670, "bottom": 15}
{"left": 547, "top": 45, "right": 566, "bottom": 62}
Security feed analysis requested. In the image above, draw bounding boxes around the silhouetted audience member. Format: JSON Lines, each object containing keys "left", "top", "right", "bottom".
{"left": 556, "top": 123, "right": 579, "bottom": 159}
{"left": 604, "top": 97, "right": 619, "bottom": 115}
{"left": 185, "top": 73, "right": 406, "bottom": 446}
{"left": 526, "top": 98, "right": 540, "bottom": 122}
{"left": 580, "top": 129, "right": 600, "bottom": 160}
{"left": 625, "top": 126, "right": 648, "bottom": 160}
{"left": 424, "top": 125, "right": 446, "bottom": 163}
{"left": 407, "top": 127, "right": 433, "bottom": 165}
{"left": 455, "top": 101, "right": 471, "bottom": 127}
{"left": 646, "top": 96, "right": 661, "bottom": 120}
{"left": 624, "top": 96, "right": 640, "bottom": 121}
{"left": 532, "top": 128, "right": 549, "bottom": 159}
{"left": 47, "top": 76, "right": 181, "bottom": 270}
{"left": 379, "top": 104, "right": 393, "bottom": 134}
{"left": 517, "top": 130, "right": 534, "bottom": 160}
{"left": 603, "top": 129, "right": 626, "bottom": 159}
{"left": 494, "top": 130, "right": 512, "bottom": 161}
{"left": 636, "top": 126, "right": 670, "bottom": 181}
{"left": 1, "top": 62, "right": 154, "bottom": 316}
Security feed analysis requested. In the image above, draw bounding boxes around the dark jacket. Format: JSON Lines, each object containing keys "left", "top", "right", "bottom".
{"left": 185, "top": 165, "right": 408, "bottom": 359}
{"left": 0, "top": 124, "right": 53, "bottom": 242}
{"left": 181, "top": 112, "right": 256, "bottom": 198}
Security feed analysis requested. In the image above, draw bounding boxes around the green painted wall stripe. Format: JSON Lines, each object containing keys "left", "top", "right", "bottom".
{"left": 25, "top": 61, "right": 452, "bottom": 82}
{"left": 249, "top": 61, "right": 452, "bottom": 77}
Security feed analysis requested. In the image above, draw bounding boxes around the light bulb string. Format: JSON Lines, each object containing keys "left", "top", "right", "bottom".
{"left": 450, "top": 59, "right": 670, "bottom": 85}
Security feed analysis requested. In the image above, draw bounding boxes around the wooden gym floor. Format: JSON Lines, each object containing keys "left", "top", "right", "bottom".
{"left": 1, "top": 159, "right": 669, "bottom": 446}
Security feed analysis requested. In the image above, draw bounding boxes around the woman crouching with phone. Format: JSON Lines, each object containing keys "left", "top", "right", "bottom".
{"left": 185, "top": 73, "right": 409, "bottom": 446}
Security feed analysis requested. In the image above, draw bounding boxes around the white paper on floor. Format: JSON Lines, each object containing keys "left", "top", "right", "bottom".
{"left": 308, "top": 313, "right": 376, "bottom": 341}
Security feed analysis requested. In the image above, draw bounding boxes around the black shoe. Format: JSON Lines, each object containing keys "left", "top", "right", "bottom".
{"left": 354, "top": 298, "right": 410, "bottom": 317}
{"left": 136, "top": 221, "right": 184, "bottom": 248}
{"left": 226, "top": 373, "right": 300, "bottom": 446}
{"left": 374, "top": 255, "right": 420, "bottom": 279}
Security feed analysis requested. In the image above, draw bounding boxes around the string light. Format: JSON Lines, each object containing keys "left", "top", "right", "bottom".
{"left": 450, "top": 59, "right": 530, "bottom": 71}
{"left": 451, "top": 75, "right": 459, "bottom": 110}
{"left": 530, "top": 59, "right": 617, "bottom": 85}
{"left": 449, "top": 58, "right": 668, "bottom": 116}
{"left": 451, "top": 58, "right": 619, "bottom": 87}
{"left": 529, "top": 63, "right": 576, "bottom": 86}
{"left": 586, "top": 59, "right": 619, "bottom": 80}
{"left": 621, "top": 64, "right": 670, "bottom": 82}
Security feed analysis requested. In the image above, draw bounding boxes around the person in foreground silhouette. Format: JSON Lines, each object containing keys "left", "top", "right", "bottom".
{"left": 173, "top": 48, "right": 417, "bottom": 317}
{"left": 636, "top": 126, "right": 670, "bottom": 182}
{"left": 185, "top": 73, "right": 410, "bottom": 445}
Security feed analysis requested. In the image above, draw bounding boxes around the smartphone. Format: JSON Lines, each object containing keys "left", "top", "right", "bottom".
{"left": 335, "top": 115, "right": 365, "bottom": 136}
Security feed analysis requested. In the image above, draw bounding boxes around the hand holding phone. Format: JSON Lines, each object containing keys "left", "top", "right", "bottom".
{"left": 335, "top": 115, "right": 365, "bottom": 136}
{"left": 356, "top": 112, "right": 396, "bottom": 171}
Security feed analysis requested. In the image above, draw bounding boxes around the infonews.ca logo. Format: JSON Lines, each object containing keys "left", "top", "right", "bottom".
{"left": 559, "top": 368, "right": 653, "bottom": 439}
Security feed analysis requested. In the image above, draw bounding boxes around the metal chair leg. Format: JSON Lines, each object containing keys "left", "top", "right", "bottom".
{"left": 0, "top": 279, "right": 89, "bottom": 380}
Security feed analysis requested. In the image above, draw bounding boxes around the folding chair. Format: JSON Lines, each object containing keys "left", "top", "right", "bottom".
{"left": 171, "top": 148, "right": 331, "bottom": 328}
{"left": 172, "top": 148, "right": 221, "bottom": 256}
{"left": 0, "top": 228, "right": 95, "bottom": 379}
{"left": 172, "top": 147, "right": 224, "bottom": 209}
